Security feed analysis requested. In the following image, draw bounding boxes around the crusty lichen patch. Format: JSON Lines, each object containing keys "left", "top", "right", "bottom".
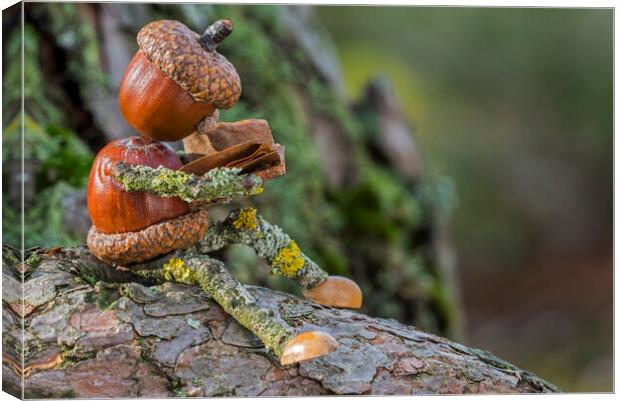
{"left": 163, "top": 258, "right": 196, "bottom": 284}
{"left": 271, "top": 240, "right": 305, "bottom": 278}
{"left": 232, "top": 208, "right": 258, "bottom": 231}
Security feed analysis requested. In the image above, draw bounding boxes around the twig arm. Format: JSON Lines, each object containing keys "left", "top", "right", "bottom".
{"left": 112, "top": 162, "right": 263, "bottom": 203}
{"left": 197, "top": 208, "right": 329, "bottom": 290}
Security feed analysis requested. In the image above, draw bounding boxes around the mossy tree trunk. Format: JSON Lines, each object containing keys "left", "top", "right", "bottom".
{"left": 3, "top": 246, "right": 557, "bottom": 398}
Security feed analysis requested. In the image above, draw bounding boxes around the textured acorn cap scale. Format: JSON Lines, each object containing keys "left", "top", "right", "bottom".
{"left": 137, "top": 19, "right": 241, "bottom": 109}
{"left": 87, "top": 209, "right": 210, "bottom": 266}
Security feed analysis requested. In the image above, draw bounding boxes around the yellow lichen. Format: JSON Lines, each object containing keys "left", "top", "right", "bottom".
{"left": 232, "top": 208, "right": 258, "bottom": 231}
{"left": 163, "top": 257, "right": 195, "bottom": 283}
{"left": 271, "top": 240, "right": 305, "bottom": 278}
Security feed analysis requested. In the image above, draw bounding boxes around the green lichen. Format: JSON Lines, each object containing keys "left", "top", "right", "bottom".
{"left": 137, "top": 255, "right": 296, "bottom": 355}
{"left": 271, "top": 240, "right": 304, "bottom": 278}
{"left": 113, "top": 163, "right": 263, "bottom": 204}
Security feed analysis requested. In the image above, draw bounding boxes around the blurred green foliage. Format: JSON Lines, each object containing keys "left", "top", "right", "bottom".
{"left": 316, "top": 6, "right": 612, "bottom": 392}
{"left": 3, "top": 116, "right": 93, "bottom": 247}
{"left": 317, "top": 7, "right": 612, "bottom": 271}
{"left": 3, "top": 19, "right": 93, "bottom": 247}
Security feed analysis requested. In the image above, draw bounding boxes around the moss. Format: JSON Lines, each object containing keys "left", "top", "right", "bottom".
{"left": 95, "top": 287, "right": 114, "bottom": 310}
{"left": 169, "top": 378, "right": 188, "bottom": 397}
{"left": 58, "top": 390, "right": 78, "bottom": 398}
{"left": 2, "top": 246, "right": 21, "bottom": 266}
{"left": 25, "top": 251, "right": 42, "bottom": 269}
{"left": 271, "top": 240, "right": 305, "bottom": 278}
{"left": 138, "top": 345, "right": 155, "bottom": 366}
{"left": 232, "top": 208, "right": 258, "bottom": 231}
{"left": 75, "top": 264, "right": 99, "bottom": 287}
{"left": 59, "top": 344, "right": 97, "bottom": 368}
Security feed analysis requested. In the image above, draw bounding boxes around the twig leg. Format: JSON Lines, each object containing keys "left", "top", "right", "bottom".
{"left": 197, "top": 208, "right": 363, "bottom": 308}
{"left": 131, "top": 253, "right": 337, "bottom": 364}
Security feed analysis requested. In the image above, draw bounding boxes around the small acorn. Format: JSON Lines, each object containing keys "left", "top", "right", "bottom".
{"left": 119, "top": 19, "right": 241, "bottom": 142}
{"left": 86, "top": 136, "right": 209, "bottom": 265}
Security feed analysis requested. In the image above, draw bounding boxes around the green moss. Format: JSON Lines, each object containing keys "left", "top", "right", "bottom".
{"left": 95, "top": 287, "right": 114, "bottom": 310}
{"left": 2, "top": 246, "right": 20, "bottom": 266}
{"left": 170, "top": 378, "right": 189, "bottom": 397}
{"left": 75, "top": 265, "right": 99, "bottom": 287}
{"left": 59, "top": 344, "right": 97, "bottom": 368}
{"left": 25, "top": 251, "right": 42, "bottom": 269}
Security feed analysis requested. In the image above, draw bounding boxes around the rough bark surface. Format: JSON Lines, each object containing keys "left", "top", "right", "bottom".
{"left": 3, "top": 246, "right": 557, "bottom": 398}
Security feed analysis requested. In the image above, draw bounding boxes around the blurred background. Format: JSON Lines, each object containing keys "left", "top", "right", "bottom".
{"left": 2, "top": 4, "right": 612, "bottom": 392}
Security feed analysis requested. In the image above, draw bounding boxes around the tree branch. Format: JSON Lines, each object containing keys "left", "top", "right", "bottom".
{"left": 3, "top": 245, "right": 558, "bottom": 398}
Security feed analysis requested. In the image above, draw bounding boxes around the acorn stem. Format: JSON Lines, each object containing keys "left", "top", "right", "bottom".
{"left": 199, "top": 19, "right": 233, "bottom": 52}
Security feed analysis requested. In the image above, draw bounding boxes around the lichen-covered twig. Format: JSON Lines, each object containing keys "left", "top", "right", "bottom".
{"left": 197, "top": 208, "right": 329, "bottom": 290}
{"left": 112, "top": 162, "right": 263, "bottom": 204}
{"left": 113, "top": 163, "right": 329, "bottom": 289}
{"left": 131, "top": 252, "right": 296, "bottom": 355}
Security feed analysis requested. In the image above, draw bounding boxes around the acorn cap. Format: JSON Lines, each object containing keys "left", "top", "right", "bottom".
{"left": 87, "top": 209, "right": 210, "bottom": 266}
{"left": 137, "top": 19, "right": 241, "bottom": 109}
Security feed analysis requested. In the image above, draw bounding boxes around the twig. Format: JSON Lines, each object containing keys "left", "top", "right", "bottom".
{"left": 112, "top": 162, "right": 263, "bottom": 204}
{"left": 198, "top": 208, "right": 329, "bottom": 290}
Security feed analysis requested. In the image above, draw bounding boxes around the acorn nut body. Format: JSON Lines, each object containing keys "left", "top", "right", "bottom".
{"left": 119, "top": 19, "right": 241, "bottom": 142}
{"left": 119, "top": 51, "right": 216, "bottom": 142}
{"left": 86, "top": 136, "right": 209, "bottom": 265}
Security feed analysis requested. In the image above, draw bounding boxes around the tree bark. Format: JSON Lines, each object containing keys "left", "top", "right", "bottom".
{"left": 3, "top": 246, "right": 557, "bottom": 398}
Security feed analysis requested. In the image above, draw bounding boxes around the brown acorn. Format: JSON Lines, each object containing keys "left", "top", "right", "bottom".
{"left": 86, "top": 136, "right": 209, "bottom": 265}
{"left": 118, "top": 19, "right": 241, "bottom": 142}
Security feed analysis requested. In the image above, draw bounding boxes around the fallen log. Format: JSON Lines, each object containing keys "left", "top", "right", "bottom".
{"left": 2, "top": 245, "right": 558, "bottom": 397}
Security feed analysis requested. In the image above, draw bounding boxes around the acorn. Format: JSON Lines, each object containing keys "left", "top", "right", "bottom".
{"left": 86, "top": 136, "right": 209, "bottom": 265}
{"left": 119, "top": 19, "right": 241, "bottom": 142}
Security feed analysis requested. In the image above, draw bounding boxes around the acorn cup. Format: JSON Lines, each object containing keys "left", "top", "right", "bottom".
{"left": 86, "top": 136, "right": 209, "bottom": 265}
{"left": 119, "top": 19, "right": 241, "bottom": 142}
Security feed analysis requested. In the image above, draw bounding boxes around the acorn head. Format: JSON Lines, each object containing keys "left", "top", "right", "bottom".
{"left": 137, "top": 19, "right": 241, "bottom": 109}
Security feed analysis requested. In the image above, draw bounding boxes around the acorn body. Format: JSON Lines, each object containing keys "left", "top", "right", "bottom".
{"left": 119, "top": 51, "right": 216, "bottom": 141}
{"left": 87, "top": 136, "right": 189, "bottom": 234}
{"left": 118, "top": 19, "right": 241, "bottom": 142}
